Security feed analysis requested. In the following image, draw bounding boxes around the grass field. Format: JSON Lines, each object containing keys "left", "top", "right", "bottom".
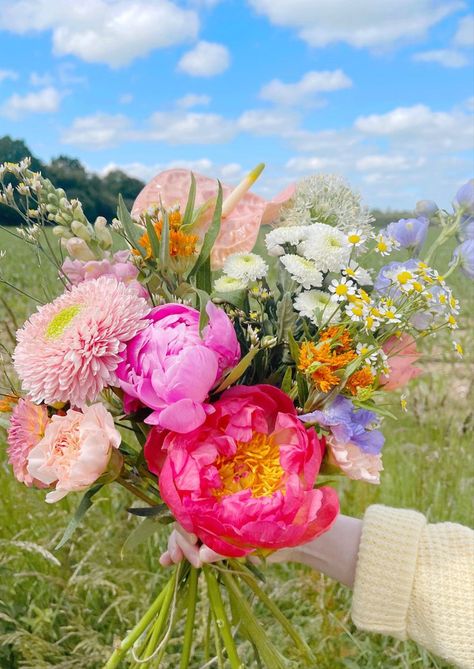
{"left": 0, "top": 225, "right": 472, "bottom": 669}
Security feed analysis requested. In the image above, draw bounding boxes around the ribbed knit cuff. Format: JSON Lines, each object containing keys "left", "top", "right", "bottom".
{"left": 351, "top": 504, "right": 426, "bottom": 640}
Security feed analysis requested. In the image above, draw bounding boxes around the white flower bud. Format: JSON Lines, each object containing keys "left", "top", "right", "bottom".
{"left": 64, "top": 237, "right": 95, "bottom": 261}
{"left": 71, "top": 220, "right": 92, "bottom": 242}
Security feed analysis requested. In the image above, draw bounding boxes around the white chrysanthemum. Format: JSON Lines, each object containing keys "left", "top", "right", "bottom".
{"left": 280, "top": 254, "right": 323, "bottom": 289}
{"left": 294, "top": 290, "right": 338, "bottom": 324}
{"left": 214, "top": 275, "right": 248, "bottom": 292}
{"left": 223, "top": 252, "right": 268, "bottom": 282}
{"left": 343, "top": 262, "right": 373, "bottom": 286}
{"left": 298, "top": 223, "right": 351, "bottom": 272}
{"left": 265, "top": 225, "right": 311, "bottom": 256}
{"left": 280, "top": 174, "right": 374, "bottom": 235}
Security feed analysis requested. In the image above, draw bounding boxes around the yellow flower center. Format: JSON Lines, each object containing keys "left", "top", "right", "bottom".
{"left": 45, "top": 305, "right": 81, "bottom": 339}
{"left": 212, "top": 433, "right": 284, "bottom": 499}
{"left": 348, "top": 233, "right": 361, "bottom": 244}
{"left": 377, "top": 240, "right": 388, "bottom": 252}
{"left": 335, "top": 284, "right": 348, "bottom": 295}
{"left": 396, "top": 270, "right": 413, "bottom": 285}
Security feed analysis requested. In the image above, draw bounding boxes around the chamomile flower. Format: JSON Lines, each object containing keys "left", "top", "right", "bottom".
{"left": 374, "top": 233, "right": 399, "bottom": 256}
{"left": 265, "top": 225, "right": 310, "bottom": 256}
{"left": 214, "top": 276, "right": 249, "bottom": 292}
{"left": 385, "top": 266, "right": 416, "bottom": 293}
{"left": 280, "top": 254, "right": 323, "bottom": 289}
{"left": 400, "top": 394, "right": 408, "bottom": 412}
{"left": 453, "top": 341, "right": 463, "bottom": 358}
{"left": 346, "top": 228, "right": 367, "bottom": 247}
{"left": 363, "top": 314, "right": 379, "bottom": 332}
{"left": 329, "top": 277, "right": 356, "bottom": 302}
{"left": 294, "top": 290, "right": 336, "bottom": 324}
{"left": 298, "top": 223, "right": 351, "bottom": 272}
{"left": 223, "top": 252, "right": 268, "bottom": 282}
{"left": 449, "top": 294, "right": 460, "bottom": 314}
{"left": 345, "top": 300, "right": 368, "bottom": 322}
{"left": 447, "top": 314, "right": 458, "bottom": 329}
{"left": 379, "top": 305, "right": 402, "bottom": 324}
{"left": 356, "top": 343, "right": 379, "bottom": 366}
{"left": 343, "top": 262, "right": 373, "bottom": 286}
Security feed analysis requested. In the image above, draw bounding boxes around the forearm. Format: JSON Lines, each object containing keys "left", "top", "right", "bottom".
{"left": 270, "top": 514, "right": 362, "bottom": 588}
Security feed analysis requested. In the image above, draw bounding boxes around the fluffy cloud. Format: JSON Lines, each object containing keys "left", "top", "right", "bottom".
{"left": 413, "top": 49, "right": 469, "bottom": 67}
{"left": 237, "top": 109, "right": 299, "bottom": 136}
{"left": 99, "top": 158, "right": 243, "bottom": 183}
{"left": 0, "top": 86, "right": 62, "bottom": 119}
{"left": 178, "top": 41, "right": 230, "bottom": 77}
{"left": 0, "top": 0, "right": 199, "bottom": 67}
{"left": 248, "top": 0, "right": 462, "bottom": 49}
{"left": 454, "top": 14, "right": 474, "bottom": 47}
{"left": 61, "top": 113, "right": 133, "bottom": 149}
{"left": 260, "top": 69, "right": 352, "bottom": 106}
{"left": 0, "top": 69, "right": 18, "bottom": 83}
{"left": 146, "top": 111, "right": 235, "bottom": 143}
{"left": 176, "top": 93, "right": 211, "bottom": 108}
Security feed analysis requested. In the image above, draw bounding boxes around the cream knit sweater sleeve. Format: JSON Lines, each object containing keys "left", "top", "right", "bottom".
{"left": 351, "top": 505, "right": 474, "bottom": 669}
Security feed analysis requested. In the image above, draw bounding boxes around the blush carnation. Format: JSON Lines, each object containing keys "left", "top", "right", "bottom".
{"left": 7, "top": 398, "right": 49, "bottom": 487}
{"left": 145, "top": 384, "right": 339, "bottom": 557}
{"left": 27, "top": 403, "right": 121, "bottom": 503}
{"left": 117, "top": 302, "right": 240, "bottom": 433}
{"left": 14, "top": 276, "right": 150, "bottom": 407}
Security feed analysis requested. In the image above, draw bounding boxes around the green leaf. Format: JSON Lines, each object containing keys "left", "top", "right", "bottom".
{"left": 296, "top": 372, "right": 309, "bottom": 406}
{"left": 55, "top": 484, "right": 103, "bottom": 550}
{"left": 117, "top": 194, "right": 145, "bottom": 255}
{"left": 189, "top": 182, "right": 223, "bottom": 278}
{"left": 126, "top": 503, "right": 169, "bottom": 517}
{"left": 214, "top": 347, "right": 259, "bottom": 393}
{"left": 287, "top": 329, "right": 300, "bottom": 364}
{"left": 195, "top": 257, "right": 212, "bottom": 294}
{"left": 281, "top": 365, "right": 293, "bottom": 394}
{"left": 181, "top": 172, "right": 196, "bottom": 228}
{"left": 194, "top": 288, "right": 210, "bottom": 332}
{"left": 144, "top": 216, "right": 161, "bottom": 259}
{"left": 121, "top": 517, "right": 161, "bottom": 558}
{"left": 276, "top": 291, "right": 297, "bottom": 342}
{"left": 212, "top": 289, "right": 247, "bottom": 310}
{"left": 160, "top": 210, "right": 170, "bottom": 270}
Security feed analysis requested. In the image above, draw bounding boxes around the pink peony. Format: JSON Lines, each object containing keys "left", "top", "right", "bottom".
{"left": 132, "top": 169, "right": 294, "bottom": 269}
{"left": 117, "top": 302, "right": 240, "bottom": 432}
{"left": 145, "top": 384, "right": 339, "bottom": 557}
{"left": 327, "top": 439, "right": 383, "bottom": 485}
{"left": 7, "top": 398, "right": 50, "bottom": 487}
{"left": 14, "top": 276, "right": 150, "bottom": 407}
{"left": 380, "top": 333, "right": 422, "bottom": 390}
{"left": 62, "top": 250, "right": 148, "bottom": 299}
{"left": 27, "top": 403, "right": 121, "bottom": 503}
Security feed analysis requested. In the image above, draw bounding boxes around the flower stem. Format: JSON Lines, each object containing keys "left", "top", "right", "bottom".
{"left": 180, "top": 567, "right": 200, "bottom": 669}
{"left": 204, "top": 565, "right": 242, "bottom": 669}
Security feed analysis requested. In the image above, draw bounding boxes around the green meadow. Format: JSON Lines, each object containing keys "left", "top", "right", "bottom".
{"left": 0, "top": 226, "right": 472, "bottom": 668}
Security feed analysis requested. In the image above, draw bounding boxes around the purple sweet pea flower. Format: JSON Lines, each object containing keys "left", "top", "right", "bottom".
{"left": 452, "top": 239, "right": 474, "bottom": 279}
{"left": 454, "top": 179, "right": 474, "bottom": 214}
{"left": 374, "top": 259, "right": 420, "bottom": 296}
{"left": 415, "top": 200, "right": 438, "bottom": 218}
{"left": 385, "top": 217, "right": 429, "bottom": 251}
{"left": 300, "top": 396, "right": 384, "bottom": 455}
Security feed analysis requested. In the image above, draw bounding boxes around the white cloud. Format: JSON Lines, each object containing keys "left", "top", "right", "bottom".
{"left": 178, "top": 41, "right": 230, "bottom": 77}
{"left": 147, "top": 111, "right": 235, "bottom": 143}
{"left": 260, "top": 69, "right": 352, "bottom": 106}
{"left": 1, "top": 86, "right": 62, "bottom": 119}
{"left": 0, "top": 69, "right": 18, "bottom": 83}
{"left": 237, "top": 109, "right": 299, "bottom": 136}
{"left": 176, "top": 93, "right": 211, "bottom": 108}
{"left": 0, "top": 0, "right": 199, "bottom": 68}
{"left": 99, "top": 158, "right": 243, "bottom": 183}
{"left": 119, "top": 93, "right": 134, "bottom": 104}
{"left": 285, "top": 156, "right": 337, "bottom": 171}
{"left": 413, "top": 49, "right": 469, "bottom": 67}
{"left": 356, "top": 154, "right": 425, "bottom": 171}
{"left": 248, "top": 0, "right": 462, "bottom": 49}
{"left": 454, "top": 14, "right": 474, "bottom": 47}
{"left": 61, "top": 113, "right": 133, "bottom": 149}
{"left": 29, "top": 71, "right": 54, "bottom": 86}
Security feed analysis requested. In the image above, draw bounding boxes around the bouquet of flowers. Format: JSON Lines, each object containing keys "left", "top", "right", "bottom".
{"left": 1, "top": 157, "right": 472, "bottom": 668}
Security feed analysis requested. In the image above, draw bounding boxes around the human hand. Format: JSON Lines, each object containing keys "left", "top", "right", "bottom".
{"left": 159, "top": 525, "right": 224, "bottom": 568}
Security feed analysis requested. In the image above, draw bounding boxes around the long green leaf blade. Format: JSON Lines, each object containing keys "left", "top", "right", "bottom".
{"left": 182, "top": 172, "right": 197, "bottom": 228}
{"left": 55, "top": 484, "right": 103, "bottom": 550}
{"left": 189, "top": 181, "right": 222, "bottom": 278}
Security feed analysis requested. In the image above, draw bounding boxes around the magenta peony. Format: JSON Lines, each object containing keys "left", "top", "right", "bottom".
{"left": 7, "top": 398, "right": 50, "bottom": 487}
{"left": 62, "top": 250, "right": 148, "bottom": 299}
{"left": 145, "top": 384, "right": 339, "bottom": 557}
{"left": 14, "top": 276, "right": 150, "bottom": 407}
{"left": 27, "top": 403, "right": 121, "bottom": 503}
{"left": 116, "top": 302, "right": 240, "bottom": 432}
{"left": 380, "top": 333, "right": 422, "bottom": 390}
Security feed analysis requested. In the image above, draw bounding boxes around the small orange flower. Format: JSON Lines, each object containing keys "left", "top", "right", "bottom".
{"left": 134, "top": 218, "right": 198, "bottom": 260}
{"left": 298, "top": 329, "right": 357, "bottom": 394}
{"left": 346, "top": 366, "right": 375, "bottom": 395}
{"left": 0, "top": 394, "right": 18, "bottom": 413}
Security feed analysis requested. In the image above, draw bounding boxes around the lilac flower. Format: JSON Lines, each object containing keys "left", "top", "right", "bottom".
{"left": 459, "top": 214, "right": 474, "bottom": 241}
{"left": 385, "top": 217, "right": 429, "bottom": 251}
{"left": 300, "top": 396, "right": 384, "bottom": 455}
{"left": 374, "top": 259, "right": 419, "bottom": 296}
{"left": 452, "top": 239, "right": 474, "bottom": 279}
{"left": 454, "top": 179, "right": 474, "bottom": 214}
{"left": 415, "top": 200, "right": 438, "bottom": 218}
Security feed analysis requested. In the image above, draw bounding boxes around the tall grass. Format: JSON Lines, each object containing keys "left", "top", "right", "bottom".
{"left": 0, "top": 227, "right": 472, "bottom": 668}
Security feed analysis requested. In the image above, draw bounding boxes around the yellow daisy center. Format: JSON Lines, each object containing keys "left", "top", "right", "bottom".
{"left": 348, "top": 233, "right": 361, "bottom": 244}
{"left": 45, "top": 305, "right": 81, "bottom": 339}
{"left": 396, "top": 270, "right": 413, "bottom": 285}
{"left": 335, "top": 284, "right": 348, "bottom": 295}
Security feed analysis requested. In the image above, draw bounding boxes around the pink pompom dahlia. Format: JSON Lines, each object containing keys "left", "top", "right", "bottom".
{"left": 27, "top": 403, "right": 121, "bottom": 503}
{"left": 14, "top": 276, "right": 150, "bottom": 407}
{"left": 7, "top": 398, "right": 49, "bottom": 487}
{"left": 145, "top": 384, "right": 339, "bottom": 557}
{"left": 117, "top": 302, "right": 240, "bottom": 432}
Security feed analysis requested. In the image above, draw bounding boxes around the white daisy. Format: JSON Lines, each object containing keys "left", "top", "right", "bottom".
{"left": 298, "top": 223, "right": 351, "bottom": 272}
{"left": 385, "top": 266, "right": 416, "bottom": 293}
{"left": 294, "top": 290, "right": 337, "bottom": 324}
{"left": 280, "top": 254, "right": 323, "bottom": 289}
{"left": 265, "top": 225, "right": 311, "bottom": 256}
{"left": 374, "top": 233, "right": 399, "bottom": 256}
{"left": 356, "top": 343, "right": 379, "bottom": 366}
{"left": 345, "top": 300, "right": 368, "bottom": 322}
{"left": 223, "top": 252, "right": 268, "bottom": 282}
{"left": 346, "top": 228, "right": 367, "bottom": 247}
{"left": 214, "top": 275, "right": 249, "bottom": 292}
{"left": 379, "top": 305, "right": 402, "bottom": 324}
{"left": 328, "top": 277, "right": 356, "bottom": 302}
{"left": 343, "top": 261, "right": 373, "bottom": 286}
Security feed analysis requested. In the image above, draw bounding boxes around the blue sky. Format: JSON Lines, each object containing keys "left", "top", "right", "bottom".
{"left": 0, "top": 0, "right": 473, "bottom": 209}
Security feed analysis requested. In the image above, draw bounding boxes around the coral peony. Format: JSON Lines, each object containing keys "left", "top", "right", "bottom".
{"left": 27, "top": 403, "right": 121, "bottom": 503}
{"left": 145, "top": 384, "right": 339, "bottom": 557}
{"left": 14, "top": 276, "right": 150, "bottom": 407}
{"left": 117, "top": 302, "right": 240, "bottom": 432}
{"left": 131, "top": 169, "right": 294, "bottom": 269}
{"left": 7, "top": 398, "right": 49, "bottom": 487}
{"left": 62, "top": 250, "right": 148, "bottom": 298}
{"left": 381, "top": 333, "right": 422, "bottom": 390}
